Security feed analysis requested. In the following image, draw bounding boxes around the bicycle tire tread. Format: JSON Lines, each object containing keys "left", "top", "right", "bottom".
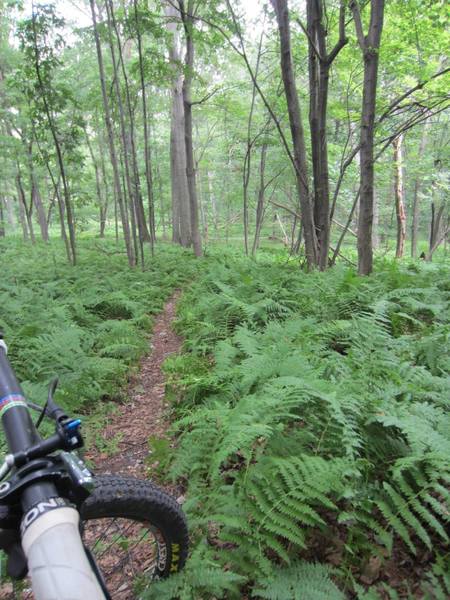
{"left": 80, "top": 474, "right": 189, "bottom": 576}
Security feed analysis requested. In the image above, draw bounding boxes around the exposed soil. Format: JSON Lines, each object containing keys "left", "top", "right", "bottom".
{"left": 86, "top": 290, "right": 183, "bottom": 484}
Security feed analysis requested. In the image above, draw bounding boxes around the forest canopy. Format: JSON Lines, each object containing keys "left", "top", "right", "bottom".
{"left": 0, "top": 0, "right": 448, "bottom": 270}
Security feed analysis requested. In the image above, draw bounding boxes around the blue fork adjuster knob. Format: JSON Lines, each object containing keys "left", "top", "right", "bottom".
{"left": 65, "top": 419, "right": 81, "bottom": 432}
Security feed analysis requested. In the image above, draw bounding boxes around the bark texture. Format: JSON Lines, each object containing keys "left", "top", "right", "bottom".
{"left": 179, "top": 0, "right": 202, "bottom": 257}
{"left": 90, "top": 0, "right": 133, "bottom": 265}
{"left": 165, "top": 2, "right": 191, "bottom": 247}
{"left": 411, "top": 121, "right": 429, "bottom": 258}
{"left": 306, "top": 0, "right": 347, "bottom": 269}
{"left": 351, "top": 0, "right": 385, "bottom": 275}
{"left": 393, "top": 135, "right": 406, "bottom": 258}
{"left": 134, "top": 0, "right": 156, "bottom": 248}
{"left": 271, "top": 0, "right": 317, "bottom": 269}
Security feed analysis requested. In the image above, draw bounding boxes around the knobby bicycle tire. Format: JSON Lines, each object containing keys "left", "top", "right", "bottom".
{"left": 2, "top": 474, "right": 188, "bottom": 600}
{"left": 80, "top": 474, "right": 189, "bottom": 599}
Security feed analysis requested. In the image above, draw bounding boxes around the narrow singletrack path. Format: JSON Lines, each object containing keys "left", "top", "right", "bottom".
{"left": 86, "top": 290, "right": 183, "bottom": 482}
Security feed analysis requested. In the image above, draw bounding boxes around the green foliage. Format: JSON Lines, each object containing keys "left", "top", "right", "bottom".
{"left": 145, "top": 546, "right": 247, "bottom": 600}
{"left": 254, "top": 561, "right": 345, "bottom": 600}
{"left": 0, "top": 238, "right": 199, "bottom": 443}
{"left": 159, "top": 255, "right": 450, "bottom": 597}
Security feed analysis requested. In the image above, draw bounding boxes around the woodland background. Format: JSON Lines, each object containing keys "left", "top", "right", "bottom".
{"left": 0, "top": 0, "right": 449, "bottom": 598}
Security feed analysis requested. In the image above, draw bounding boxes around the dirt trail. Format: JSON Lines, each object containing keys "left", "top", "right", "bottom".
{"left": 86, "top": 290, "right": 182, "bottom": 481}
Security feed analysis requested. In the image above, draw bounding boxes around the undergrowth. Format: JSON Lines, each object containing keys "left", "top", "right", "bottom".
{"left": 0, "top": 237, "right": 200, "bottom": 449}
{"left": 152, "top": 254, "right": 450, "bottom": 599}
{"left": 1, "top": 239, "right": 449, "bottom": 598}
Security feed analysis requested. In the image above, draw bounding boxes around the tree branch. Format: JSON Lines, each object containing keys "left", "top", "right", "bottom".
{"left": 268, "top": 199, "right": 301, "bottom": 219}
{"left": 296, "top": 17, "right": 323, "bottom": 61}
{"left": 326, "top": 1, "right": 348, "bottom": 64}
{"left": 349, "top": 0, "right": 366, "bottom": 51}
{"left": 377, "top": 67, "right": 450, "bottom": 125}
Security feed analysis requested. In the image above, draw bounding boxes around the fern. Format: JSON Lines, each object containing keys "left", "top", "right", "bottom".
{"left": 168, "top": 256, "right": 450, "bottom": 597}
{"left": 243, "top": 456, "right": 348, "bottom": 556}
{"left": 254, "top": 561, "right": 345, "bottom": 600}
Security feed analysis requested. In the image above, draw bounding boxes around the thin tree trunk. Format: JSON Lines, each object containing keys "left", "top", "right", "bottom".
{"left": 179, "top": 0, "right": 202, "bottom": 257}
{"left": 33, "top": 137, "right": 70, "bottom": 254}
{"left": 83, "top": 125, "right": 107, "bottom": 237}
{"left": 427, "top": 199, "right": 447, "bottom": 261}
{"left": 26, "top": 142, "right": 49, "bottom": 242}
{"left": 97, "top": 125, "right": 110, "bottom": 237}
{"left": 350, "top": 0, "right": 385, "bottom": 275}
{"left": 108, "top": 0, "right": 150, "bottom": 258}
{"left": 44, "top": 161, "right": 71, "bottom": 258}
{"left": 5, "top": 197, "right": 16, "bottom": 231}
{"left": 270, "top": 0, "right": 317, "bottom": 269}
{"left": 306, "top": 0, "right": 347, "bottom": 269}
{"left": 243, "top": 29, "right": 264, "bottom": 256}
{"left": 16, "top": 181, "right": 29, "bottom": 242}
{"left": 0, "top": 196, "right": 5, "bottom": 237}
{"left": 208, "top": 171, "right": 218, "bottom": 233}
{"left": 31, "top": 13, "right": 75, "bottom": 263}
{"left": 16, "top": 165, "right": 35, "bottom": 243}
{"left": 330, "top": 189, "right": 360, "bottom": 266}
{"left": 165, "top": 2, "right": 191, "bottom": 246}
{"left": 134, "top": 0, "right": 156, "bottom": 248}
{"left": 104, "top": 0, "right": 142, "bottom": 266}
{"left": 411, "top": 121, "right": 429, "bottom": 257}
{"left": 372, "top": 186, "right": 379, "bottom": 249}
{"left": 252, "top": 143, "right": 268, "bottom": 256}
{"left": 31, "top": 178, "right": 48, "bottom": 242}
{"left": 89, "top": 0, "right": 133, "bottom": 265}
{"left": 393, "top": 134, "right": 406, "bottom": 258}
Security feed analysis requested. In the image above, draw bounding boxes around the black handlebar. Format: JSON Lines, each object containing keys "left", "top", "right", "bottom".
{"left": 0, "top": 342, "right": 41, "bottom": 455}
{"left": 0, "top": 336, "right": 84, "bottom": 514}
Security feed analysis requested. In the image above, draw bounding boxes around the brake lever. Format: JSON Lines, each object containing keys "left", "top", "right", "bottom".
{"left": 35, "top": 377, "right": 60, "bottom": 429}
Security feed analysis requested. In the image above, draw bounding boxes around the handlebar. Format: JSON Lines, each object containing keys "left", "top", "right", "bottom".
{"left": 0, "top": 336, "right": 106, "bottom": 599}
{"left": 0, "top": 336, "right": 41, "bottom": 455}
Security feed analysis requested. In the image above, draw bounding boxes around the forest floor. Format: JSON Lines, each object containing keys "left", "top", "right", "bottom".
{"left": 85, "top": 290, "right": 183, "bottom": 494}
{"left": 0, "top": 291, "right": 185, "bottom": 600}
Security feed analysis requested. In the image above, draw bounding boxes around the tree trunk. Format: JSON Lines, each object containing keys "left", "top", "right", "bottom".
{"left": 31, "top": 179, "right": 48, "bottom": 242}
{"left": 351, "top": 0, "right": 385, "bottom": 275}
{"left": 252, "top": 143, "right": 268, "bottom": 256}
{"left": 16, "top": 166, "right": 35, "bottom": 243}
{"left": 372, "top": 186, "right": 379, "bottom": 249}
{"left": 44, "top": 163, "right": 72, "bottom": 259}
{"left": 180, "top": 0, "right": 202, "bottom": 257}
{"left": 90, "top": 0, "right": 133, "bottom": 265}
{"left": 165, "top": 2, "right": 191, "bottom": 247}
{"left": 16, "top": 181, "right": 29, "bottom": 242}
{"left": 5, "top": 197, "right": 16, "bottom": 231}
{"left": 0, "top": 196, "right": 5, "bottom": 237}
{"left": 208, "top": 171, "right": 218, "bottom": 233}
{"left": 107, "top": 0, "right": 151, "bottom": 256}
{"left": 411, "top": 121, "right": 429, "bottom": 257}
{"left": 97, "top": 126, "right": 110, "bottom": 238}
{"left": 427, "top": 200, "right": 447, "bottom": 261}
{"left": 393, "top": 134, "right": 406, "bottom": 258}
{"left": 134, "top": 0, "right": 156, "bottom": 248}
{"left": 104, "top": 0, "right": 142, "bottom": 265}
{"left": 83, "top": 125, "right": 106, "bottom": 237}
{"left": 26, "top": 142, "right": 48, "bottom": 242}
{"left": 307, "top": 0, "right": 347, "bottom": 269}
{"left": 31, "top": 12, "right": 75, "bottom": 263}
{"left": 270, "top": 0, "right": 317, "bottom": 269}
{"left": 243, "top": 30, "right": 264, "bottom": 256}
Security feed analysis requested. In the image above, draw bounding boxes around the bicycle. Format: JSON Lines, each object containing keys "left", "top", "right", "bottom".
{"left": 0, "top": 334, "right": 189, "bottom": 599}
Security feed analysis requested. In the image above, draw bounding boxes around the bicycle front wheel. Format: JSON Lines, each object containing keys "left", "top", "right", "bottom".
{"left": 80, "top": 474, "right": 189, "bottom": 600}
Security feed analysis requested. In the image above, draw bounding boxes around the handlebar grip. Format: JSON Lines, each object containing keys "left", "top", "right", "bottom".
{"left": 22, "top": 506, "right": 106, "bottom": 600}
